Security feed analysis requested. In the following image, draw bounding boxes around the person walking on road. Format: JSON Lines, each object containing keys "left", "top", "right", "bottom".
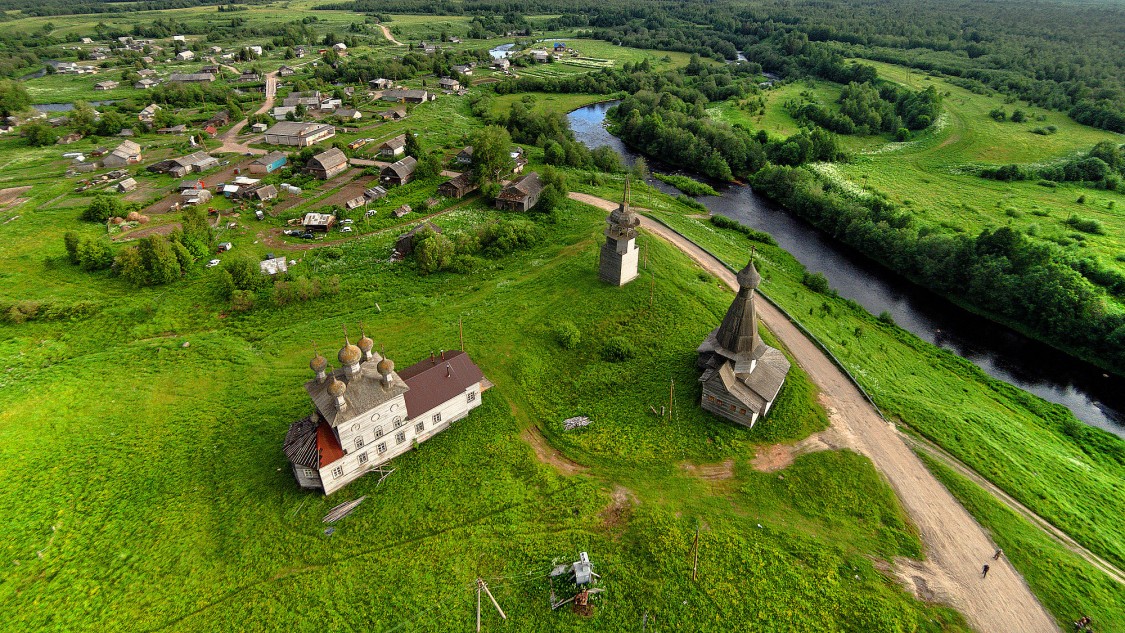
{"left": 982, "top": 564, "right": 990, "bottom": 578}
{"left": 993, "top": 548, "right": 1003, "bottom": 561}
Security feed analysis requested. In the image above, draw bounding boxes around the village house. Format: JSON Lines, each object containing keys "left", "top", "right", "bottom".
{"left": 167, "top": 73, "right": 214, "bottom": 83}
{"left": 377, "top": 134, "right": 407, "bottom": 159}
{"left": 80, "top": 37, "right": 94, "bottom": 44}
{"left": 319, "top": 98, "right": 343, "bottom": 111}
{"left": 378, "top": 107, "right": 407, "bottom": 121}
{"left": 115, "top": 177, "right": 137, "bottom": 193}
{"left": 100, "top": 140, "right": 142, "bottom": 168}
{"left": 278, "top": 65, "right": 296, "bottom": 77}
{"left": 396, "top": 222, "right": 442, "bottom": 255}
{"left": 456, "top": 146, "right": 474, "bottom": 165}
{"left": 250, "top": 122, "right": 269, "bottom": 133}
{"left": 148, "top": 151, "right": 218, "bottom": 177}
{"left": 137, "top": 69, "right": 157, "bottom": 77}
{"left": 210, "top": 46, "right": 223, "bottom": 54}
{"left": 263, "top": 121, "right": 336, "bottom": 147}
{"left": 239, "top": 72, "right": 261, "bottom": 83}
{"left": 134, "top": 78, "right": 160, "bottom": 90}
{"left": 452, "top": 64, "right": 473, "bottom": 76}
{"left": 531, "top": 50, "right": 550, "bottom": 63}
{"left": 598, "top": 179, "right": 640, "bottom": 286}
{"left": 138, "top": 104, "right": 161, "bottom": 124}
{"left": 495, "top": 172, "right": 544, "bottom": 211}
{"left": 56, "top": 132, "right": 83, "bottom": 145}
{"left": 271, "top": 106, "right": 296, "bottom": 120}
{"left": 205, "top": 110, "right": 231, "bottom": 128}
{"left": 492, "top": 58, "right": 510, "bottom": 71}
{"left": 305, "top": 147, "right": 349, "bottom": 180}
{"left": 179, "top": 179, "right": 206, "bottom": 191}
{"left": 696, "top": 256, "right": 791, "bottom": 428}
{"left": 175, "top": 50, "right": 195, "bottom": 62}
{"left": 438, "top": 173, "right": 478, "bottom": 199}
{"left": 302, "top": 212, "right": 336, "bottom": 232}
{"left": 336, "top": 108, "right": 362, "bottom": 121}
{"left": 381, "top": 156, "right": 417, "bottom": 186}
{"left": 200, "top": 65, "right": 221, "bottom": 74}
{"left": 247, "top": 45, "right": 263, "bottom": 56}
{"left": 249, "top": 151, "right": 288, "bottom": 175}
{"left": 380, "top": 89, "right": 431, "bottom": 104}
{"left": 242, "top": 184, "right": 278, "bottom": 202}
{"left": 437, "top": 77, "right": 460, "bottom": 91}
{"left": 369, "top": 78, "right": 392, "bottom": 90}
{"left": 157, "top": 124, "right": 188, "bottom": 134}
{"left": 332, "top": 42, "right": 348, "bottom": 55}
{"left": 94, "top": 80, "right": 118, "bottom": 91}
{"left": 283, "top": 336, "right": 487, "bottom": 495}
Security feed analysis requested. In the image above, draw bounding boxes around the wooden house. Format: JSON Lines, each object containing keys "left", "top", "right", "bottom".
{"left": 495, "top": 172, "right": 544, "bottom": 211}
{"left": 249, "top": 151, "right": 287, "bottom": 174}
{"left": 101, "top": 140, "right": 142, "bottom": 168}
{"left": 437, "top": 77, "right": 460, "bottom": 91}
{"left": 392, "top": 204, "right": 412, "bottom": 218}
{"left": 302, "top": 212, "right": 336, "bottom": 232}
{"left": 377, "top": 134, "right": 407, "bottom": 158}
{"left": 305, "top": 148, "right": 349, "bottom": 180}
{"left": 378, "top": 107, "right": 407, "bottom": 121}
{"left": 345, "top": 195, "right": 367, "bottom": 210}
{"left": 116, "top": 178, "right": 137, "bottom": 193}
{"left": 456, "top": 146, "right": 473, "bottom": 165}
{"left": 438, "top": 173, "right": 478, "bottom": 199}
{"left": 381, "top": 156, "right": 417, "bottom": 186}
{"left": 94, "top": 80, "right": 119, "bottom": 91}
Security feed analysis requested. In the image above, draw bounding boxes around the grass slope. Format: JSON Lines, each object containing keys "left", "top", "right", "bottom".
{"left": 0, "top": 197, "right": 966, "bottom": 631}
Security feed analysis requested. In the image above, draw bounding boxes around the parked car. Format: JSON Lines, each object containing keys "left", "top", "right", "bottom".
{"left": 300, "top": 232, "right": 315, "bottom": 239}
{"left": 340, "top": 226, "right": 352, "bottom": 233}
{"left": 342, "top": 219, "right": 354, "bottom": 224}
{"left": 206, "top": 259, "right": 221, "bottom": 268}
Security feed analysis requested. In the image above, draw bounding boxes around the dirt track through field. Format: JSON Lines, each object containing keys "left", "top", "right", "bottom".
{"left": 568, "top": 192, "right": 1058, "bottom": 632}
{"left": 378, "top": 24, "right": 404, "bottom": 46}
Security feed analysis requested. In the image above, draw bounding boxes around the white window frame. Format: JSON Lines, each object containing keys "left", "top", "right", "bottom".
{"left": 432, "top": 412, "right": 441, "bottom": 425}
{"left": 358, "top": 451, "right": 368, "bottom": 465}
{"left": 355, "top": 436, "right": 364, "bottom": 450}
{"left": 395, "top": 431, "right": 406, "bottom": 445}
{"left": 415, "top": 422, "right": 424, "bottom": 434}
{"left": 466, "top": 391, "right": 476, "bottom": 403}
{"left": 377, "top": 442, "right": 387, "bottom": 454}
{"left": 331, "top": 466, "right": 343, "bottom": 479}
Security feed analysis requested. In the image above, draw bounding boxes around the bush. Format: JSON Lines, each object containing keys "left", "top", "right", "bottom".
{"left": 601, "top": 336, "right": 636, "bottom": 362}
{"left": 81, "top": 193, "right": 124, "bottom": 222}
{"left": 654, "top": 173, "right": 720, "bottom": 197}
{"left": 63, "top": 231, "right": 80, "bottom": 264}
{"left": 802, "top": 271, "right": 831, "bottom": 294}
{"left": 710, "top": 214, "right": 778, "bottom": 245}
{"left": 877, "top": 311, "right": 896, "bottom": 325}
{"left": 553, "top": 321, "right": 581, "bottom": 349}
{"left": 1065, "top": 216, "right": 1104, "bottom": 235}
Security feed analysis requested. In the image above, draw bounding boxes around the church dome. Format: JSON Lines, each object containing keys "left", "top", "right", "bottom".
{"left": 377, "top": 358, "right": 394, "bottom": 374}
{"left": 327, "top": 376, "right": 347, "bottom": 397}
{"left": 357, "top": 332, "right": 374, "bottom": 354}
{"left": 309, "top": 353, "right": 327, "bottom": 372}
{"left": 338, "top": 342, "right": 362, "bottom": 366}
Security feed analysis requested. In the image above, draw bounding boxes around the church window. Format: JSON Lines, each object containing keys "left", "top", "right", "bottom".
{"left": 740, "top": 408, "right": 746, "bottom": 415}
{"left": 375, "top": 428, "right": 383, "bottom": 439}
{"left": 415, "top": 422, "right": 425, "bottom": 433}
{"left": 352, "top": 423, "right": 361, "bottom": 432}
{"left": 377, "top": 442, "right": 387, "bottom": 454}
{"left": 432, "top": 412, "right": 442, "bottom": 425}
{"left": 730, "top": 404, "right": 736, "bottom": 412}
{"left": 303, "top": 469, "right": 315, "bottom": 477}
{"left": 355, "top": 436, "right": 364, "bottom": 450}
{"left": 466, "top": 391, "right": 476, "bottom": 403}
{"left": 331, "top": 466, "right": 343, "bottom": 479}
{"left": 393, "top": 417, "right": 404, "bottom": 429}
{"left": 395, "top": 431, "right": 406, "bottom": 444}
{"left": 358, "top": 452, "right": 368, "bottom": 465}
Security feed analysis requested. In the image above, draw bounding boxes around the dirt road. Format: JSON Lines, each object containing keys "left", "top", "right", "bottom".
{"left": 378, "top": 24, "right": 403, "bottom": 46}
{"left": 568, "top": 192, "right": 1058, "bottom": 632}
{"left": 215, "top": 71, "right": 278, "bottom": 155}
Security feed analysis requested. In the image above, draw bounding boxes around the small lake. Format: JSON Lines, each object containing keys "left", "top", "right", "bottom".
{"left": 568, "top": 101, "right": 1125, "bottom": 438}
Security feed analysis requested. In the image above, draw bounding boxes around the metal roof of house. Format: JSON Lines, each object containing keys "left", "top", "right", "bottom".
{"left": 307, "top": 147, "right": 347, "bottom": 170}
{"left": 382, "top": 156, "right": 417, "bottom": 180}
{"left": 398, "top": 351, "right": 483, "bottom": 419}
{"left": 252, "top": 151, "right": 287, "bottom": 166}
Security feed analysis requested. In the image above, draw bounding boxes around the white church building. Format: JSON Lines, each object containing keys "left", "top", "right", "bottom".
{"left": 284, "top": 333, "right": 487, "bottom": 495}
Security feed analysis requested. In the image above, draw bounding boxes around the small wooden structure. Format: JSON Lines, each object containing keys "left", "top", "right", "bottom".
{"left": 395, "top": 222, "right": 441, "bottom": 255}
{"left": 381, "top": 156, "right": 417, "bottom": 186}
{"left": 438, "top": 173, "right": 478, "bottom": 199}
{"left": 495, "top": 172, "right": 543, "bottom": 212}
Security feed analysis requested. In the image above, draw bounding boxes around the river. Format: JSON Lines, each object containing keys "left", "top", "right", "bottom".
{"left": 568, "top": 101, "right": 1125, "bottom": 437}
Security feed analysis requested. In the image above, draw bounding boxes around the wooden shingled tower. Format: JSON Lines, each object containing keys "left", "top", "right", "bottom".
{"left": 598, "top": 178, "right": 641, "bottom": 286}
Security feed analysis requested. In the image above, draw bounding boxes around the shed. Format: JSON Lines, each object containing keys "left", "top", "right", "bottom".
{"left": 116, "top": 178, "right": 137, "bottom": 192}
{"left": 249, "top": 151, "right": 287, "bottom": 174}
{"left": 303, "top": 212, "right": 336, "bottom": 232}
{"left": 250, "top": 122, "right": 269, "bottom": 133}
{"left": 364, "top": 185, "right": 388, "bottom": 201}
{"left": 336, "top": 108, "right": 362, "bottom": 120}
{"left": 391, "top": 204, "right": 412, "bottom": 218}
{"left": 395, "top": 221, "right": 442, "bottom": 255}
{"left": 378, "top": 108, "right": 407, "bottom": 121}
{"left": 181, "top": 188, "right": 212, "bottom": 205}
{"left": 344, "top": 195, "right": 367, "bottom": 210}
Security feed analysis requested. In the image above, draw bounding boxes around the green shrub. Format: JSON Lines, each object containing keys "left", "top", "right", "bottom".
{"left": 654, "top": 173, "right": 720, "bottom": 196}
{"left": 1065, "top": 216, "right": 1104, "bottom": 234}
{"left": 601, "top": 336, "right": 636, "bottom": 362}
{"left": 710, "top": 214, "right": 778, "bottom": 245}
{"left": 877, "top": 311, "right": 896, "bottom": 325}
{"left": 802, "top": 271, "right": 831, "bottom": 294}
{"left": 553, "top": 321, "right": 581, "bottom": 349}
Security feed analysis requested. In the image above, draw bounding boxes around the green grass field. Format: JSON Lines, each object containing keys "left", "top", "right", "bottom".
{"left": 711, "top": 79, "right": 844, "bottom": 139}
{"left": 0, "top": 190, "right": 971, "bottom": 631}
{"left": 581, "top": 178, "right": 1125, "bottom": 599}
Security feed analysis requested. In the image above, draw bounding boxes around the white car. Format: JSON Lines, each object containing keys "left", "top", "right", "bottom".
{"left": 340, "top": 226, "right": 353, "bottom": 233}
{"left": 206, "top": 259, "right": 221, "bottom": 268}
{"left": 342, "top": 219, "right": 354, "bottom": 224}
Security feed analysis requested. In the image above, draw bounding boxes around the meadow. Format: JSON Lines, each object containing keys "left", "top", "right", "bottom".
{"left": 569, "top": 177, "right": 1125, "bottom": 626}
{"left": 0, "top": 192, "right": 969, "bottom": 631}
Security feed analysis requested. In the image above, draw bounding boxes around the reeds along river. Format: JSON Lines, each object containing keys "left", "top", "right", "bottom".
{"left": 567, "top": 100, "right": 1125, "bottom": 438}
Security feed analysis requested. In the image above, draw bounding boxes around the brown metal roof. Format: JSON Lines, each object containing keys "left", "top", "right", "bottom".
{"left": 399, "top": 351, "right": 483, "bottom": 419}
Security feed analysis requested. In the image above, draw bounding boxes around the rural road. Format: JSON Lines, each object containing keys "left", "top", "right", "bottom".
{"left": 378, "top": 24, "right": 404, "bottom": 46}
{"left": 568, "top": 192, "right": 1059, "bottom": 632}
{"left": 215, "top": 70, "right": 278, "bottom": 155}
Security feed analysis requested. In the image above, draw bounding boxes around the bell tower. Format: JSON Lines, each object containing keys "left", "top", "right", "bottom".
{"left": 598, "top": 178, "right": 641, "bottom": 286}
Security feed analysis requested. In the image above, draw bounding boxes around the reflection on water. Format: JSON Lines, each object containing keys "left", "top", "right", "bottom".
{"left": 568, "top": 101, "right": 1125, "bottom": 437}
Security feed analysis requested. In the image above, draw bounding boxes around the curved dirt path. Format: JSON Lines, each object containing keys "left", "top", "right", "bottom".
{"left": 568, "top": 192, "right": 1058, "bottom": 632}
{"left": 215, "top": 71, "right": 278, "bottom": 155}
{"left": 378, "top": 24, "right": 404, "bottom": 46}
